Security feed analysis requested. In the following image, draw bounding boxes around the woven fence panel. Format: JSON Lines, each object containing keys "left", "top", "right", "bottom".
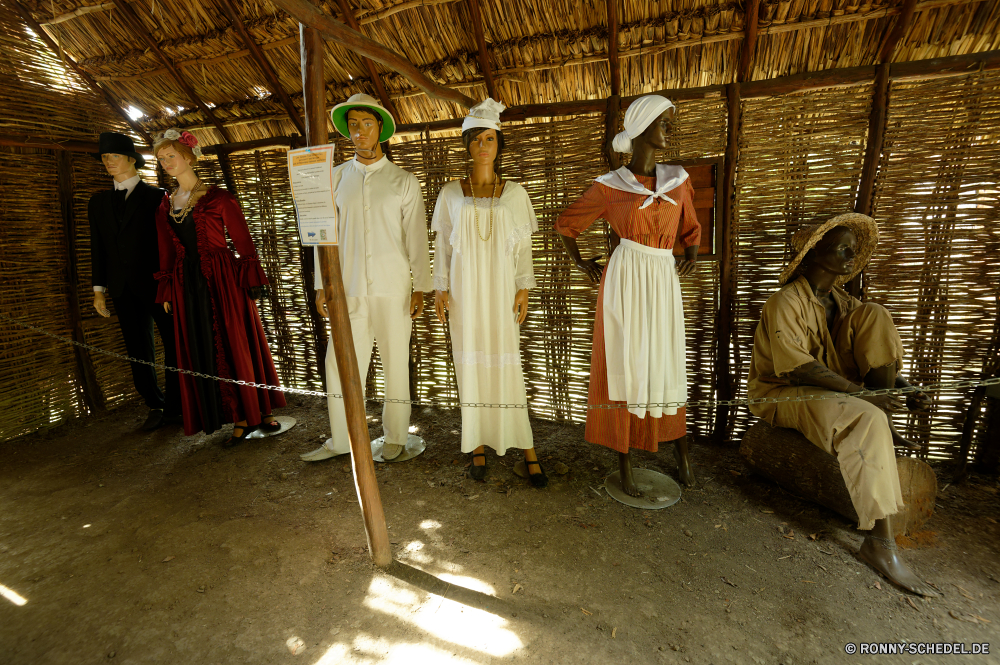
{"left": 868, "top": 71, "right": 1000, "bottom": 461}
{"left": 731, "top": 84, "right": 873, "bottom": 436}
{"left": 0, "top": 149, "right": 82, "bottom": 440}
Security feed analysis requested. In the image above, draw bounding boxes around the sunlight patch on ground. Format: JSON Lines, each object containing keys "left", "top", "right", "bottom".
{"left": 361, "top": 576, "right": 520, "bottom": 657}
{"left": 0, "top": 583, "right": 27, "bottom": 606}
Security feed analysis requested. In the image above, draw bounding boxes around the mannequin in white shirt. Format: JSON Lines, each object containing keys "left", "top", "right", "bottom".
{"left": 302, "top": 97, "right": 432, "bottom": 462}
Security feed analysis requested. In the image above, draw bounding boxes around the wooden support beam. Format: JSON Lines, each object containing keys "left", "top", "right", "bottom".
{"left": 603, "top": 94, "right": 622, "bottom": 171}
{"left": 737, "top": 0, "right": 760, "bottom": 83}
{"left": 216, "top": 151, "right": 240, "bottom": 200}
{"left": 302, "top": 23, "right": 392, "bottom": 568}
{"left": 606, "top": 0, "right": 620, "bottom": 96}
{"left": 0, "top": 134, "right": 100, "bottom": 152}
{"left": 467, "top": 0, "right": 497, "bottom": 100}
{"left": 879, "top": 0, "right": 919, "bottom": 63}
{"left": 203, "top": 135, "right": 305, "bottom": 155}
{"left": 334, "top": 0, "right": 400, "bottom": 121}
{"left": 110, "top": 0, "right": 232, "bottom": 142}
{"left": 6, "top": 0, "right": 151, "bottom": 144}
{"left": 216, "top": 0, "right": 305, "bottom": 136}
{"left": 713, "top": 81, "right": 739, "bottom": 441}
{"left": 273, "top": 0, "right": 475, "bottom": 108}
{"left": 56, "top": 150, "right": 105, "bottom": 413}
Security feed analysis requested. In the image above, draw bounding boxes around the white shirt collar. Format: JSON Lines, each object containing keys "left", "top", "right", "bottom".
{"left": 113, "top": 174, "right": 142, "bottom": 198}
{"left": 352, "top": 155, "right": 389, "bottom": 173}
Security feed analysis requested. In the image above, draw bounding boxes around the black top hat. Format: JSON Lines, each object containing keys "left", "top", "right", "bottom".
{"left": 92, "top": 132, "right": 146, "bottom": 169}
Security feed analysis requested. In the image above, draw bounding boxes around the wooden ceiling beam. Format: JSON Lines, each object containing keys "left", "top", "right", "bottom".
{"left": 110, "top": 0, "right": 232, "bottom": 142}
{"left": 334, "top": 0, "right": 401, "bottom": 120}
{"left": 6, "top": 0, "right": 151, "bottom": 144}
{"left": 271, "top": 0, "right": 475, "bottom": 108}
{"left": 737, "top": 0, "right": 760, "bottom": 83}
{"left": 468, "top": 0, "right": 497, "bottom": 101}
{"left": 878, "top": 0, "right": 919, "bottom": 63}
{"left": 606, "top": 0, "right": 620, "bottom": 96}
{"left": 216, "top": 0, "right": 305, "bottom": 135}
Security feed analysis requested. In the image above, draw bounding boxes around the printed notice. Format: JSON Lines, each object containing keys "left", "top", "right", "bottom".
{"left": 287, "top": 144, "right": 338, "bottom": 245}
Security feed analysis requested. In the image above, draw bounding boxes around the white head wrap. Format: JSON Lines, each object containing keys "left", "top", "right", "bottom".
{"left": 462, "top": 97, "right": 506, "bottom": 132}
{"left": 612, "top": 95, "right": 675, "bottom": 153}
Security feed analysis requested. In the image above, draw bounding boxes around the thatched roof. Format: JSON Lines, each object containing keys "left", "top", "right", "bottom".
{"left": 9, "top": 0, "right": 1000, "bottom": 148}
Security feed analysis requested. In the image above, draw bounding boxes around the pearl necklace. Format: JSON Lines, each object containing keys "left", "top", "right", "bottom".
{"left": 470, "top": 176, "right": 499, "bottom": 242}
{"left": 169, "top": 180, "right": 203, "bottom": 223}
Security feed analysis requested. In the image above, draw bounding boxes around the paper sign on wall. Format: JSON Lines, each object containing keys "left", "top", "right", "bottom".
{"left": 287, "top": 144, "right": 338, "bottom": 245}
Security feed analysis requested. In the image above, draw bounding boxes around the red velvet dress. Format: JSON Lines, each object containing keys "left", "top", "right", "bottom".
{"left": 154, "top": 186, "right": 286, "bottom": 436}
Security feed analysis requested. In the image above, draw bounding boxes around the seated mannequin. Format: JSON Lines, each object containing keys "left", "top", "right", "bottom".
{"left": 747, "top": 213, "right": 937, "bottom": 596}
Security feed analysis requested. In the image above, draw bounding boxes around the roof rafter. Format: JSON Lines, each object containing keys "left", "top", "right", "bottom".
{"left": 736, "top": 0, "right": 760, "bottom": 83}
{"left": 335, "top": 0, "right": 401, "bottom": 120}
{"left": 467, "top": 0, "right": 497, "bottom": 101}
{"left": 878, "top": 0, "right": 919, "bottom": 63}
{"left": 215, "top": 0, "right": 305, "bottom": 135}
{"left": 271, "top": 0, "right": 475, "bottom": 108}
{"left": 7, "top": 0, "right": 151, "bottom": 143}
{"left": 606, "top": 0, "right": 620, "bottom": 96}
{"left": 109, "top": 0, "right": 232, "bottom": 141}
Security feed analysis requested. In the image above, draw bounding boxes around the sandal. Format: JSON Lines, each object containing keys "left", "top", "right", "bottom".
{"left": 469, "top": 452, "right": 487, "bottom": 481}
{"left": 223, "top": 423, "right": 259, "bottom": 448}
{"left": 259, "top": 414, "right": 281, "bottom": 434}
{"left": 525, "top": 458, "right": 548, "bottom": 488}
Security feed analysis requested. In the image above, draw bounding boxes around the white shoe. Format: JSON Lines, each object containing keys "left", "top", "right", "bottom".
{"left": 300, "top": 439, "right": 347, "bottom": 462}
{"left": 381, "top": 443, "right": 404, "bottom": 460}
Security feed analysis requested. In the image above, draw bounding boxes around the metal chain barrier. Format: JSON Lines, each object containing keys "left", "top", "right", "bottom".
{"left": 4, "top": 311, "right": 999, "bottom": 411}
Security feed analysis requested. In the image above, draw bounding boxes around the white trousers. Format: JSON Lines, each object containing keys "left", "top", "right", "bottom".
{"left": 603, "top": 239, "right": 688, "bottom": 419}
{"left": 324, "top": 296, "right": 412, "bottom": 454}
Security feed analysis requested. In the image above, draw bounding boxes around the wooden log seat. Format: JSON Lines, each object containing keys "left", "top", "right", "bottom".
{"left": 739, "top": 420, "right": 937, "bottom": 537}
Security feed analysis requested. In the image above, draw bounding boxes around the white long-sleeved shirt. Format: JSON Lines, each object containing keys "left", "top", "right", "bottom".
{"left": 94, "top": 174, "right": 143, "bottom": 293}
{"left": 313, "top": 156, "right": 432, "bottom": 297}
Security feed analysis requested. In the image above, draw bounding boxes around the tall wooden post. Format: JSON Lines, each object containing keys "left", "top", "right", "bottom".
{"left": 57, "top": 150, "right": 104, "bottom": 412}
{"left": 300, "top": 24, "right": 392, "bottom": 567}
{"left": 713, "top": 82, "right": 740, "bottom": 441}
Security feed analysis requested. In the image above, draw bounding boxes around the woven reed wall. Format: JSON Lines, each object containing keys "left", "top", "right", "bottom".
{"left": 867, "top": 71, "right": 1000, "bottom": 461}
{"left": 730, "top": 84, "right": 873, "bottom": 437}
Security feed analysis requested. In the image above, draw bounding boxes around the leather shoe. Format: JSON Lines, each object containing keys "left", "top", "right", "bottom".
{"left": 141, "top": 409, "right": 164, "bottom": 431}
{"left": 381, "top": 443, "right": 404, "bottom": 460}
{"left": 300, "top": 440, "right": 348, "bottom": 462}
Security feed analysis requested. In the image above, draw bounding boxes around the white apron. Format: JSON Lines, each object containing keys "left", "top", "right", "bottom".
{"left": 603, "top": 239, "right": 688, "bottom": 418}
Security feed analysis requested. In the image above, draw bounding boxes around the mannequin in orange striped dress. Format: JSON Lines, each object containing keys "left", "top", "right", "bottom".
{"left": 555, "top": 95, "right": 701, "bottom": 496}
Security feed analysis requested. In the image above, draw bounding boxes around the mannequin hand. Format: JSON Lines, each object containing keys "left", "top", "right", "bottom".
{"left": 434, "top": 290, "right": 449, "bottom": 325}
{"left": 93, "top": 291, "right": 110, "bottom": 317}
{"left": 513, "top": 289, "right": 529, "bottom": 324}
{"left": 676, "top": 258, "right": 697, "bottom": 277}
{"left": 575, "top": 257, "right": 604, "bottom": 285}
{"left": 248, "top": 285, "right": 266, "bottom": 301}
{"left": 859, "top": 393, "right": 906, "bottom": 413}
{"left": 905, "top": 388, "right": 930, "bottom": 411}
{"left": 315, "top": 288, "right": 328, "bottom": 318}
{"left": 410, "top": 292, "right": 424, "bottom": 320}
{"left": 163, "top": 301, "right": 172, "bottom": 314}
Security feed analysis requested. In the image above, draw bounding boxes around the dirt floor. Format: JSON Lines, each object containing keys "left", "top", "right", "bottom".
{"left": 1, "top": 396, "right": 998, "bottom": 665}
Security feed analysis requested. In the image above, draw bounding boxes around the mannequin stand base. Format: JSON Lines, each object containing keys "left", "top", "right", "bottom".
{"left": 248, "top": 416, "right": 296, "bottom": 439}
{"left": 372, "top": 434, "right": 425, "bottom": 463}
{"left": 604, "top": 469, "right": 682, "bottom": 509}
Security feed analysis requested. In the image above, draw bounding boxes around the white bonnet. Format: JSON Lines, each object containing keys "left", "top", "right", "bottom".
{"left": 462, "top": 97, "right": 506, "bottom": 132}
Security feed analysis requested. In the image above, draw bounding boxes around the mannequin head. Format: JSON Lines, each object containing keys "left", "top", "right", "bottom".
{"left": 347, "top": 108, "right": 383, "bottom": 159}
{"left": 153, "top": 138, "right": 198, "bottom": 179}
{"left": 800, "top": 226, "right": 858, "bottom": 288}
{"left": 463, "top": 127, "right": 504, "bottom": 175}
{"left": 102, "top": 153, "right": 137, "bottom": 181}
{"left": 632, "top": 107, "right": 675, "bottom": 152}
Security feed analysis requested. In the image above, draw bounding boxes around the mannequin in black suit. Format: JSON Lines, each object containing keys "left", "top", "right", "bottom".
{"left": 89, "top": 132, "right": 179, "bottom": 430}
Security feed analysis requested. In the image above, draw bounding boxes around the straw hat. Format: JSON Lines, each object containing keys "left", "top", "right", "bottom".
{"left": 329, "top": 93, "right": 395, "bottom": 143}
{"left": 778, "top": 213, "right": 879, "bottom": 286}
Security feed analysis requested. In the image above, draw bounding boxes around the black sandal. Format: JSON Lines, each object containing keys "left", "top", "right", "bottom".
{"left": 525, "top": 458, "right": 548, "bottom": 488}
{"left": 223, "top": 423, "right": 259, "bottom": 448}
{"left": 469, "top": 452, "right": 487, "bottom": 480}
{"left": 259, "top": 414, "right": 281, "bottom": 434}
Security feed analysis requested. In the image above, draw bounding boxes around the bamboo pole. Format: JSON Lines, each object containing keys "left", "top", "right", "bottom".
{"left": 6, "top": 0, "right": 151, "bottom": 144}
{"left": 216, "top": 0, "right": 306, "bottom": 136}
{"left": 301, "top": 24, "right": 392, "bottom": 567}
{"left": 713, "top": 82, "right": 740, "bottom": 441}
{"left": 56, "top": 150, "right": 104, "bottom": 413}
{"left": 468, "top": 0, "right": 497, "bottom": 101}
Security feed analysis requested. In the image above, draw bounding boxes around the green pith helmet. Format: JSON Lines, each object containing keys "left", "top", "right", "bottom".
{"left": 329, "top": 93, "right": 395, "bottom": 143}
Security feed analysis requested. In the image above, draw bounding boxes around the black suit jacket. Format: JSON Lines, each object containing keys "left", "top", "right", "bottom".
{"left": 89, "top": 180, "right": 167, "bottom": 301}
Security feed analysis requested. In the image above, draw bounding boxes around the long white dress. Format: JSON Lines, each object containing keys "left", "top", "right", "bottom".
{"left": 432, "top": 180, "right": 537, "bottom": 454}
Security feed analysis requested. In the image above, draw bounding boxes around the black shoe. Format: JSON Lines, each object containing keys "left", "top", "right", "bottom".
{"left": 259, "top": 415, "right": 281, "bottom": 434}
{"left": 469, "top": 452, "right": 487, "bottom": 481}
{"left": 525, "top": 459, "right": 548, "bottom": 488}
{"left": 141, "top": 409, "right": 164, "bottom": 431}
{"left": 222, "top": 424, "right": 259, "bottom": 449}
{"left": 162, "top": 412, "right": 184, "bottom": 427}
